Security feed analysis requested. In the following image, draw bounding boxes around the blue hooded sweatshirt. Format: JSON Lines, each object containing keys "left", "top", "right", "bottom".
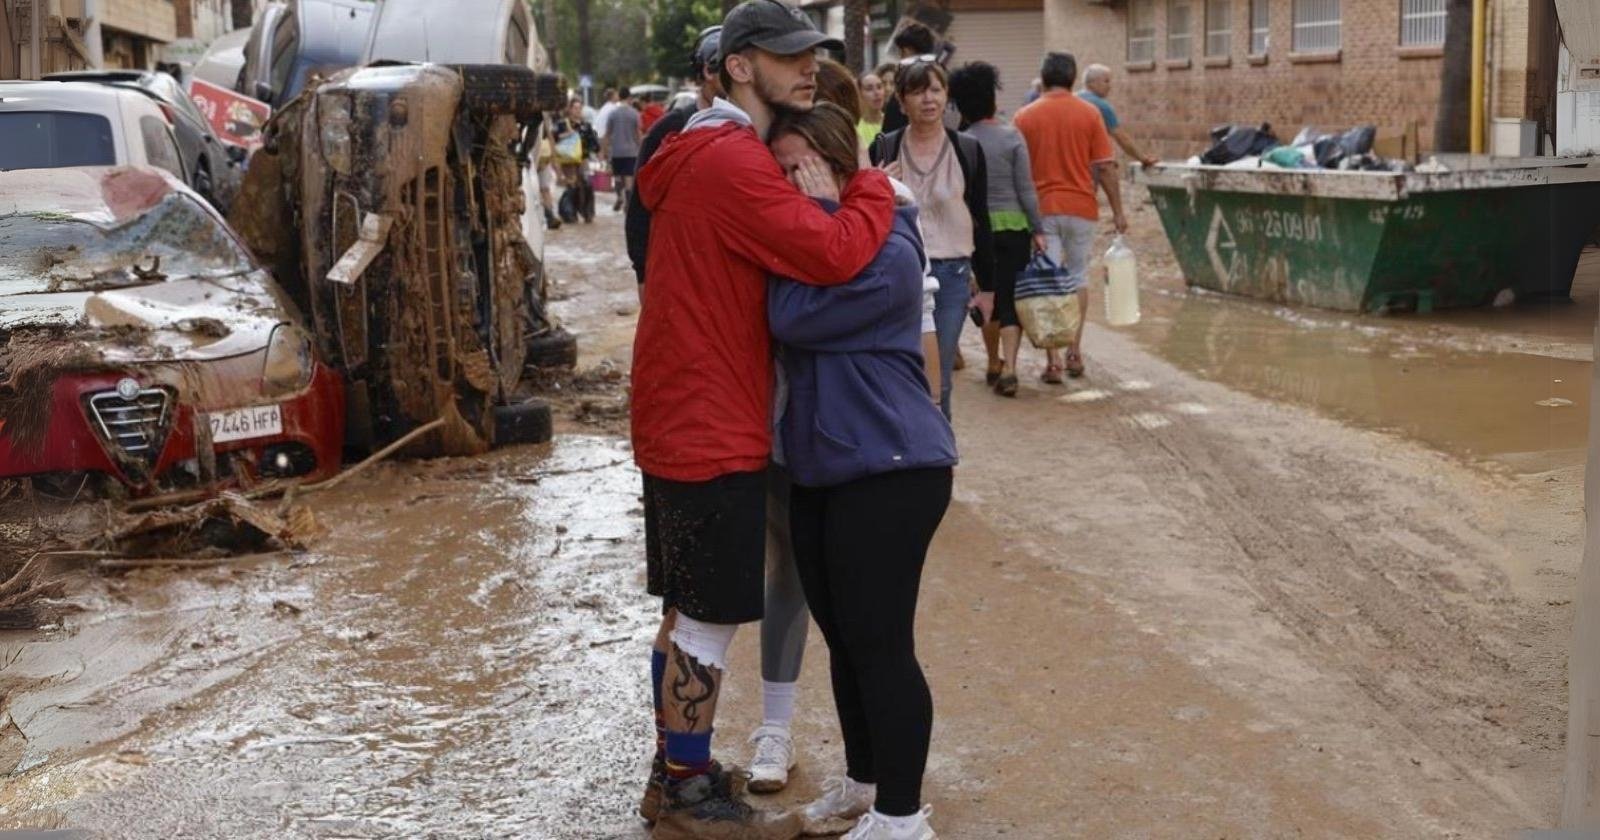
{"left": 769, "top": 203, "right": 959, "bottom": 488}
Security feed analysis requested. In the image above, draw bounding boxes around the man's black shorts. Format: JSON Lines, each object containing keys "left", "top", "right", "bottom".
{"left": 611, "top": 156, "right": 638, "bottom": 177}
{"left": 644, "top": 469, "right": 766, "bottom": 624}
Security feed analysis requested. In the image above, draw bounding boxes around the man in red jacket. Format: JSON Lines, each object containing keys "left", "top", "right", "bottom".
{"left": 631, "top": 1, "right": 896, "bottom": 837}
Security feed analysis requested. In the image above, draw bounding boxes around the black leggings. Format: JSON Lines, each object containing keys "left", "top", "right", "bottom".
{"left": 789, "top": 467, "right": 952, "bottom": 816}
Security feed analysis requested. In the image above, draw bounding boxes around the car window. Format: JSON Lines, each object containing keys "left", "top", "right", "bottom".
{"left": 269, "top": 12, "right": 299, "bottom": 100}
{"left": 0, "top": 192, "right": 251, "bottom": 295}
{"left": 139, "top": 115, "right": 186, "bottom": 179}
{"left": 0, "top": 112, "right": 116, "bottom": 170}
{"left": 153, "top": 75, "right": 210, "bottom": 131}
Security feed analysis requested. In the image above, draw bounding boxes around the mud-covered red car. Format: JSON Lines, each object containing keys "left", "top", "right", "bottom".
{"left": 0, "top": 166, "right": 344, "bottom": 495}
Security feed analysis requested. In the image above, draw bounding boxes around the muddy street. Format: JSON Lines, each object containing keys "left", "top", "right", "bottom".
{"left": 0, "top": 199, "right": 1589, "bottom": 838}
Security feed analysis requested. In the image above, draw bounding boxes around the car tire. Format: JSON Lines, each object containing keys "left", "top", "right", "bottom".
{"left": 454, "top": 65, "right": 566, "bottom": 119}
{"left": 494, "top": 398, "right": 554, "bottom": 446}
{"left": 526, "top": 327, "right": 578, "bottom": 370}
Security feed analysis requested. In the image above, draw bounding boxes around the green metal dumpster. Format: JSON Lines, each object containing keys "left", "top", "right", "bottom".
{"left": 1136, "top": 158, "right": 1600, "bottom": 312}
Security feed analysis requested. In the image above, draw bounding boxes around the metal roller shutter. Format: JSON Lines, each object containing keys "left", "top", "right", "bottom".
{"left": 944, "top": 10, "right": 1046, "bottom": 119}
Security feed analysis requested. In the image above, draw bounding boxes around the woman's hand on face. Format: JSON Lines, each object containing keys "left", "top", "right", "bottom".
{"left": 791, "top": 155, "right": 841, "bottom": 202}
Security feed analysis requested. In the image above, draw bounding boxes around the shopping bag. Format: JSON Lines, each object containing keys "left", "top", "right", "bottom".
{"left": 1014, "top": 251, "right": 1084, "bottom": 350}
{"left": 555, "top": 132, "right": 584, "bottom": 165}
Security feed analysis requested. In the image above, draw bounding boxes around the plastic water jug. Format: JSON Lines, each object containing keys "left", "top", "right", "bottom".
{"left": 1103, "top": 235, "right": 1141, "bottom": 327}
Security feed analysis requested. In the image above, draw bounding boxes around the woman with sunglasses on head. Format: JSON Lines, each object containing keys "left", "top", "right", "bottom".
{"left": 767, "top": 100, "right": 957, "bottom": 840}
{"left": 948, "top": 61, "right": 1047, "bottom": 398}
{"left": 870, "top": 58, "right": 992, "bottom": 420}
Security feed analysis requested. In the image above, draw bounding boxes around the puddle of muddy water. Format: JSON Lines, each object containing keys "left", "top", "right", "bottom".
{"left": 0, "top": 435, "right": 657, "bottom": 839}
{"left": 1119, "top": 285, "right": 1593, "bottom": 475}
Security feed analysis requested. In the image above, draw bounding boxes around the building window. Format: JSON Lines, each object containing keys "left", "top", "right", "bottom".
{"left": 1129, "top": 0, "right": 1157, "bottom": 62}
{"left": 1167, "top": 0, "right": 1193, "bottom": 60}
{"left": 1250, "top": 0, "right": 1269, "bottom": 53}
{"left": 1205, "top": 0, "right": 1232, "bottom": 57}
{"left": 1400, "top": 0, "right": 1446, "bottom": 46}
{"left": 1292, "top": 0, "right": 1340, "bottom": 52}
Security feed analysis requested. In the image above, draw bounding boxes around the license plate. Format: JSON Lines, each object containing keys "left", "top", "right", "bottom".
{"left": 208, "top": 404, "right": 283, "bottom": 443}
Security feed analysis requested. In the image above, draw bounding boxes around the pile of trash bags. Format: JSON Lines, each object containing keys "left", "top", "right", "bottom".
{"left": 1191, "top": 123, "right": 1414, "bottom": 172}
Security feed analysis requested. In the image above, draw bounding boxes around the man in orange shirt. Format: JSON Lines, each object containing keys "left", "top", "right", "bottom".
{"left": 1014, "top": 51, "right": 1127, "bottom": 381}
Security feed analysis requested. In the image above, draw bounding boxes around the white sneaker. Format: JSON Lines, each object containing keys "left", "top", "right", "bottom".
{"left": 842, "top": 806, "right": 937, "bottom": 840}
{"left": 746, "top": 724, "right": 797, "bottom": 794}
{"left": 800, "top": 774, "right": 876, "bottom": 836}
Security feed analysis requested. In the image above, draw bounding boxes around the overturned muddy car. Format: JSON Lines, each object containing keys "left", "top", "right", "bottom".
{"left": 232, "top": 61, "right": 566, "bottom": 456}
{"left": 0, "top": 167, "right": 345, "bottom": 496}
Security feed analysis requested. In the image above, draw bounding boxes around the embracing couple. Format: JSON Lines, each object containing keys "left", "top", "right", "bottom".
{"left": 629, "top": 2, "right": 958, "bottom": 839}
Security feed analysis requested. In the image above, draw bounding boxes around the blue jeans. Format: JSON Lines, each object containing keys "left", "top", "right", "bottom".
{"left": 930, "top": 258, "right": 972, "bottom": 419}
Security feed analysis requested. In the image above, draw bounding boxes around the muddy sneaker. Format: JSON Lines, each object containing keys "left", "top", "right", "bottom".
{"left": 640, "top": 755, "right": 667, "bottom": 824}
{"left": 841, "top": 806, "right": 936, "bottom": 840}
{"left": 800, "top": 775, "right": 876, "bottom": 836}
{"left": 747, "top": 724, "right": 797, "bottom": 794}
{"left": 652, "top": 769, "right": 802, "bottom": 840}
{"left": 642, "top": 760, "right": 747, "bottom": 824}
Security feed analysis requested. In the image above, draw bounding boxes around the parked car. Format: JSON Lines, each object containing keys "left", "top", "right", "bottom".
{"left": 240, "top": 0, "right": 375, "bottom": 108}
{"left": 42, "top": 70, "right": 241, "bottom": 211}
{"left": 0, "top": 80, "right": 187, "bottom": 183}
{"left": 190, "top": 26, "right": 252, "bottom": 93}
{"left": 0, "top": 167, "right": 345, "bottom": 496}
{"left": 358, "top": 0, "right": 576, "bottom": 370}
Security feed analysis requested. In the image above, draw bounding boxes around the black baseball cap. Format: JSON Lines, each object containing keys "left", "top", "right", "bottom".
{"left": 692, "top": 26, "right": 723, "bottom": 75}
{"left": 720, "top": 0, "right": 843, "bottom": 59}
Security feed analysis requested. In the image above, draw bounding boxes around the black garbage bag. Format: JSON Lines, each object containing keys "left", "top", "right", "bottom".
{"left": 1313, "top": 136, "right": 1344, "bottom": 168}
{"left": 1337, "top": 125, "right": 1377, "bottom": 157}
{"left": 1201, "top": 123, "right": 1280, "bottom": 165}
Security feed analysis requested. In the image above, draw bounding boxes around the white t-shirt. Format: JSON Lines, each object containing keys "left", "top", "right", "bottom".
{"left": 595, "top": 101, "right": 619, "bottom": 138}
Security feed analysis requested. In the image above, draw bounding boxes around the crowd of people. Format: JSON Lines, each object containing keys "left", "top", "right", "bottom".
{"left": 584, "top": 3, "right": 1139, "bottom": 837}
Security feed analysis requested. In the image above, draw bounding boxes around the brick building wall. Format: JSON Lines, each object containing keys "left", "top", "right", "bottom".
{"left": 1042, "top": 0, "right": 1462, "bottom": 161}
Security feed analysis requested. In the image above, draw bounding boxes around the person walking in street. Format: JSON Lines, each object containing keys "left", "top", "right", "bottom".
{"left": 641, "top": 95, "right": 668, "bottom": 133}
{"left": 608, "top": 88, "right": 643, "bottom": 212}
{"left": 623, "top": 27, "right": 818, "bottom": 799}
{"left": 1014, "top": 51, "right": 1127, "bottom": 381}
{"left": 765, "top": 101, "right": 958, "bottom": 840}
{"left": 1079, "top": 64, "right": 1158, "bottom": 169}
{"left": 858, "top": 70, "right": 886, "bottom": 149}
{"left": 596, "top": 87, "right": 621, "bottom": 148}
{"left": 631, "top": 0, "right": 896, "bottom": 835}
{"left": 551, "top": 97, "right": 599, "bottom": 223}
{"left": 880, "top": 21, "right": 941, "bottom": 135}
{"left": 948, "top": 61, "right": 1045, "bottom": 398}
{"left": 870, "top": 58, "right": 992, "bottom": 419}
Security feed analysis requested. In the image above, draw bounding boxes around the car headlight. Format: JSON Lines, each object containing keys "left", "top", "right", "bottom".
{"left": 320, "top": 94, "right": 354, "bottom": 175}
{"left": 262, "top": 323, "right": 314, "bottom": 397}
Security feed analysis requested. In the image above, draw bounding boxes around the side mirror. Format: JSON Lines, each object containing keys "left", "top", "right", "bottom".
{"left": 253, "top": 81, "right": 274, "bottom": 103}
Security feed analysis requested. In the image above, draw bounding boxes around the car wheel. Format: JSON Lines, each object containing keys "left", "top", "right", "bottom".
{"left": 526, "top": 327, "right": 578, "bottom": 371}
{"left": 453, "top": 65, "right": 566, "bottom": 119}
{"left": 493, "top": 398, "right": 554, "bottom": 446}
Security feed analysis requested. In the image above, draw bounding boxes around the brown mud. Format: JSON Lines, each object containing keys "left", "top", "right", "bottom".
{"left": 0, "top": 199, "right": 1588, "bottom": 838}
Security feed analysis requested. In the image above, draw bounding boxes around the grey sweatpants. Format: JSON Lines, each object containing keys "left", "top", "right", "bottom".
{"left": 763, "top": 467, "right": 809, "bottom": 683}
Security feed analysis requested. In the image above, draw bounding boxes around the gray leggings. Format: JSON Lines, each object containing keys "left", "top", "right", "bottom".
{"left": 763, "top": 468, "right": 809, "bottom": 683}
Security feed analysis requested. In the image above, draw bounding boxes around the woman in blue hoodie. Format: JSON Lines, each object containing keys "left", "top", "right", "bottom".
{"left": 767, "top": 101, "right": 958, "bottom": 840}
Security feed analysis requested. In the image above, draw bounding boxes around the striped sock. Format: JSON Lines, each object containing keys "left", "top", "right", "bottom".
{"left": 664, "top": 729, "right": 714, "bottom": 780}
{"left": 651, "top": 649, "right": 667, "bottom": 760}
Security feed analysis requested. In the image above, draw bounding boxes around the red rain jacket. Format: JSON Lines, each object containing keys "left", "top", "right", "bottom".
{"left": 632, "top": 120, "right": 896, "bottom": 482}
